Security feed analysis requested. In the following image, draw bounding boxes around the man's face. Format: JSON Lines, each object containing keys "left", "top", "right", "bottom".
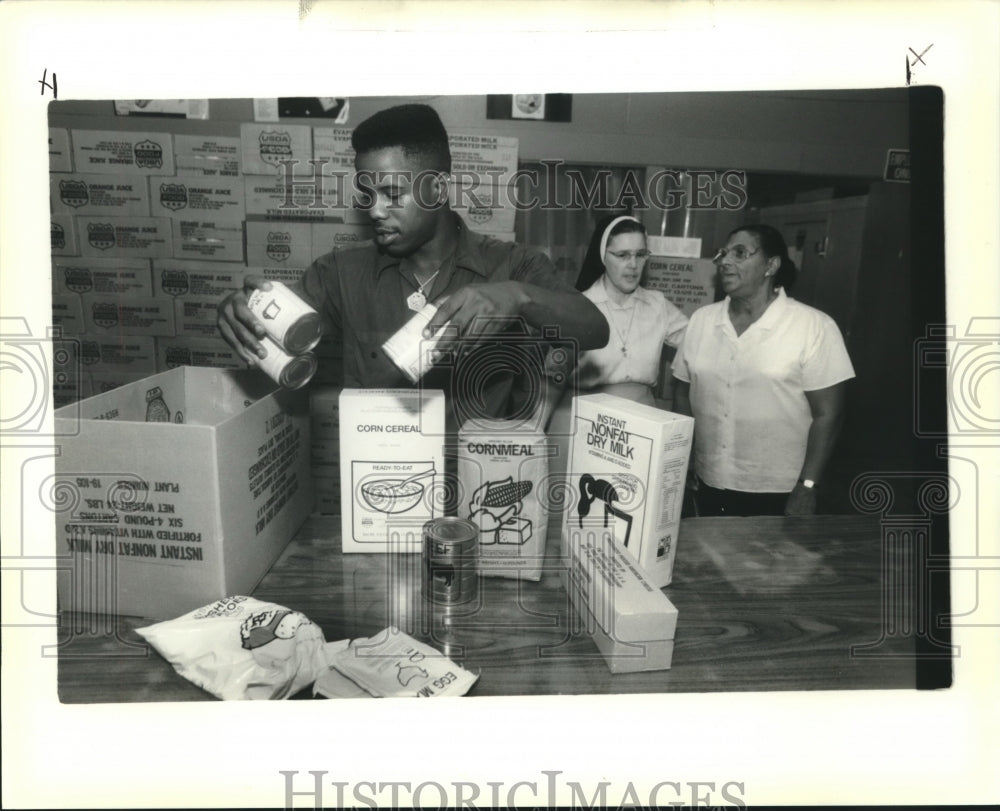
{"left": 354, "top": 146, "right": 444, "bottom": 257}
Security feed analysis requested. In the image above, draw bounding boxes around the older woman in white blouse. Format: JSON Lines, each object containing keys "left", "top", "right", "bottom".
{"left": 572, "top": 214, "right": 688, "bottom": 406}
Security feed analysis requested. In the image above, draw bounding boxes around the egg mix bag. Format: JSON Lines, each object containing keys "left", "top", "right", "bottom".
{"left": 316, "top": 626, "right": 478, "bottom": 698}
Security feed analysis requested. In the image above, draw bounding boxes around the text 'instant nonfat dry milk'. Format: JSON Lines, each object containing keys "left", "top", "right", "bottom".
{"left": 458, "top": 419, "right": 550, "bottom": 581}
{"left": 562, "top": 393, "right": 693, "bottom": 588}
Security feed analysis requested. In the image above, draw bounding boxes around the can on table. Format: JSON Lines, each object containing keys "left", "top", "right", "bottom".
{"left": 422, "top": 517, "right": 479, "bottom": 605}
{"left": 247, "top": 281, "right": 323, "bottom": 355}
{"left": 257, "top": 335, "right": 318, "bottom": 390}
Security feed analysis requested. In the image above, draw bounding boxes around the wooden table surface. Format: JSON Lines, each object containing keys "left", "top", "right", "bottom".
{"left": 57, "top": 513, "right": 914, "bottom": 701}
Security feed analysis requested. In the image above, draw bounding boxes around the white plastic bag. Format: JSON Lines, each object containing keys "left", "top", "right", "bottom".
{"left": 136, "top": 596, "right": 343, "bottom": 700}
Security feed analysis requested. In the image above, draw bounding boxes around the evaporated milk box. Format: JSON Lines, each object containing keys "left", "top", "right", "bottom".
{"left": 340, "top": 389, "right": 445, "bottom": 553}
{"left": 563, "top": 393, "right": 693, "bottom": 588}
{"left": 457, "top": 419, "right": 549, "bottom": 581}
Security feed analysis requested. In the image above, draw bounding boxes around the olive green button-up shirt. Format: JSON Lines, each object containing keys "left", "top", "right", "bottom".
{"left": 299, "top": 215, "right": 569, "bottom": 426}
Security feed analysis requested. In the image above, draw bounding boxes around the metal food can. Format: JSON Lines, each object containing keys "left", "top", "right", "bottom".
{"left": 382, "top": 301, "right": 451, "bottom": 383}
{"left": 422, "top": 516, "right": 479, "bottom": 605}
{"left": 256, "top": 335, "right": 318, "bottom": 390}
{"left": 247, "top": 281, "right": 323, "bottom": 355}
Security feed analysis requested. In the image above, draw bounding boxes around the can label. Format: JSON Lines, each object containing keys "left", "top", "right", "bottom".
{"left": 422, "top": 517, "right": 479, "bottom": 605}
{"left": 247, "top": 281, "right": 322, "bottom": 355}
{"left": 382, "top": 302, "right": 452, "bottom": 383}
{"left": 256, "top": 335, "right": 317, "bottom": 390}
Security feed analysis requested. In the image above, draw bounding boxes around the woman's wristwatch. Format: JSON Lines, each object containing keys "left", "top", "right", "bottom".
{"left": 797, "top": 478, "right": 817, "bottom": 489}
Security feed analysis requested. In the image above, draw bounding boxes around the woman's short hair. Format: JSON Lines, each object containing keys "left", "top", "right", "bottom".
{"left": 575, "top": 214, "right": 647, "bottom": 291}
{"left": 728, "top": 223, "right": 799, "bottom": 291}
{"left": 351, "top": 104, "right": 452, "bottom": 173}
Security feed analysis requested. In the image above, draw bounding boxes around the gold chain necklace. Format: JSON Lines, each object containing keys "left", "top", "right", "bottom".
{"left": 406, "top": 269, "right": 441, "bottom": 312}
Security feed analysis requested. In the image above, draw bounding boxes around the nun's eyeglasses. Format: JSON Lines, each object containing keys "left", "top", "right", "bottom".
{"left": 607, "top": 250, "right": 650, "bottom": 261}
{"left": 713, "top": 245, "right": 761, "bottom": 263}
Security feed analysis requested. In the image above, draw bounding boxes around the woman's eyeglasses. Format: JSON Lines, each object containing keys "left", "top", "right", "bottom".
{"left": 607, "top": 250, "right": 650, "bottom": 262}
{"left": 712, "top": 245, "right": 761, "bottom": 263}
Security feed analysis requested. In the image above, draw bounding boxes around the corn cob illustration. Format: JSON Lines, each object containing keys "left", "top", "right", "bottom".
{"left": 480, "top": 478, "right": 533, "bottom": 507}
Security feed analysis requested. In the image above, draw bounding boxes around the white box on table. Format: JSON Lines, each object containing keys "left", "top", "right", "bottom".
{"left": 54, "top": 366, "right": 313, "bottom": 619}
{"left": 563, "top": 393, "right": 693, "bottom": 588}
{"left": 562, "top": 527, "right": 678, "bottom": 673}
{"left": 339, "top": 389, "right": 445, "bottom": 553}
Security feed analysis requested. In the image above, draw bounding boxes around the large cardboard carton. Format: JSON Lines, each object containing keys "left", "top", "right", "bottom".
{"left": 562, "top": 528, "right": 678, "bottom": 673}
{"left": 54, "top": 367, "right": 313, "bottom": 619}
{"left": 152, "top": 260, "right": 246, "bottom": 298}
{"left": 240, "top": 123, "right": 313, "bottom": 175}
{"left": 174, "top": 134, "right": 241, "bottom": 178}
{"left": 50, "top": 215, "right": 79, "bottom": 256}
{"left": 71, "top": 129, "right": 175, "bottom": 176}
{"left": 81, "top": 295, "right": 176, "bottom": 337}
{"left": 245, "top": 220, "right": 313, "bottom": 267}
{"left": 49, "top": 127, "right": 73, "bottom": 173}
{"left": 53, "top": 258, "right": 154, "bottom": 298}
{"left": 450, "top": 181, "right": 516, "bottom": 233}
{"left": 149, "top": 176, "right": 246, "bottom": 220}
{"left": 339, "top": 389, "right": 445, "bottom": 553}
{"left": 155, "top": 336, "right": 243, "bottom": 372}
{"left": 77, "top": 216, "right": 172, "bottom": 259}
{"left": 563, "top": 393, "right": 693, "bottom": 588}
{"left": 78, "top": 335, "right": 157, "bottom": 374}
{"left": 51, "top": 173, "right": 151, "bottom": 217}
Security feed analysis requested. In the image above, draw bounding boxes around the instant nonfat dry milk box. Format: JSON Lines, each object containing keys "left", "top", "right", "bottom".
{"left": 457, "top": 419, "right": 549, "bottom": 581}
{"left": 340, "top": 389, "right": 446, "bottom": 553}
{"left": 563, "top": 393, "right": 693, "bottom": 588}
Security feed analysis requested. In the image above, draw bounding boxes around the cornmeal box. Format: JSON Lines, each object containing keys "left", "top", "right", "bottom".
{"left": 53, "top": 366, "right": 313, "bottom": 619}
{"left": 563, "top": 393, "right": 693, "bottom": 588}
{"left": 340, "top": 389, "right": 445, "bottom": 553}
{"left": 457, "top": 419, "right": 549, "bottom": 580}
{"left": 562, "top": 528, "right": 678, "bottom": 673}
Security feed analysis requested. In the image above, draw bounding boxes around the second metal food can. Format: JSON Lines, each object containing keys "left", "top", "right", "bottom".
{"left": 256, "top": 335, "right": 318, "bottom": 390}
{"left": 422, "top": 517, "right": 479, "bottom": 605}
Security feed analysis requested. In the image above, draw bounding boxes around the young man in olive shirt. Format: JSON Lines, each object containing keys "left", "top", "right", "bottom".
{"left": 218, "top": 104, "right": 608, "bottom": 426}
